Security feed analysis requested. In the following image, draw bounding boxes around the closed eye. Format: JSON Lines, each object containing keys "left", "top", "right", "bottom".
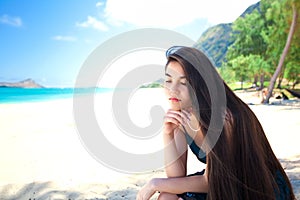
{"left": 165, "top": 79, "right": 172, "bottom": 83}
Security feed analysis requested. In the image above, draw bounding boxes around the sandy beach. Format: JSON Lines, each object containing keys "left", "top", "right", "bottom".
{"left": 0, "top": 88, "right": 299, "bottom": 199}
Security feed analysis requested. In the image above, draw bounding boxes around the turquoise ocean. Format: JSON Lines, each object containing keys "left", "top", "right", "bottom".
{"left": 0, "top": 87, "right": 112, "bottom": 104}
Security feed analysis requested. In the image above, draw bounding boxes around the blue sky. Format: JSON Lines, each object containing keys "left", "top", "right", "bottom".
{"left": 0, "top": 0, "right": 258, "bottom": 87}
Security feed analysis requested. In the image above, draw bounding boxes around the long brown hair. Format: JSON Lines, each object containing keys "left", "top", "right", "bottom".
{"left": 167, "top": 47, "right": 295, "bottom": 200}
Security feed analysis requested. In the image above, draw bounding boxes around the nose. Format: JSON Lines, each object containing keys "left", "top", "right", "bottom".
{"left": 168, "top": 83, "right": 179, "bottom": 96}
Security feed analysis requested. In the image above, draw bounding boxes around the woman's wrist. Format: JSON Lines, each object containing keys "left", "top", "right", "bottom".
{"left": 163, "top": 132, "right": 174, "bottom": 138}
{"left": 163, "top": 133, "right": 175, "bottom": 145}
{"left": 149, "top": 178, "right": 160, "bottom": 193}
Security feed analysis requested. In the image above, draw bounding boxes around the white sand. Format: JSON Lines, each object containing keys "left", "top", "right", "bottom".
{"left": 0, "top": 88, "right": 299, "bottom": 199}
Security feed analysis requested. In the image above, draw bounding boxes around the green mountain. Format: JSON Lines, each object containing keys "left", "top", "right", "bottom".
{"left": 193, "top": 23, "right": 233, "bottom": 67}
{"left": 193, "top": 1, "right": 260, "bottom": 67}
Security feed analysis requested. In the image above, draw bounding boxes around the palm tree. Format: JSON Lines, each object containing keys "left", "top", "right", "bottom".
{"left": 264, "top": 1, "right": 299, "bottom": 104}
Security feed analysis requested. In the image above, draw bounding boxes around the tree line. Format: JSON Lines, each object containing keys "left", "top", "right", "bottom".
{"left": 220, "top": 0, "right": 299, "bottom": 103}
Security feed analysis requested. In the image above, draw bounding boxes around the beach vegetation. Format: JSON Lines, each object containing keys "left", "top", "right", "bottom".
{"left": 196, "top": 0, "right": 299, "bottom": 103}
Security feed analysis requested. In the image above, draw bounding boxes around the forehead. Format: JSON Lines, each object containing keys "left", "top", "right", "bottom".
{"left": 165, "top": 61, "right": 185, "bottom": 77}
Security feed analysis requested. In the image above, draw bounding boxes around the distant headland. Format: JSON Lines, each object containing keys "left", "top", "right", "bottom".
{"left": 0, "top": 79, "right": 44, "bottom": 88}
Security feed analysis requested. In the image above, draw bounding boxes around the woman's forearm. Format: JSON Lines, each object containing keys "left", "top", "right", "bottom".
{"left": 152, "top": 175, "right": 208, "bottom": 194}
{"left": 163, "top": 133, "right": 187, "bottom": 177}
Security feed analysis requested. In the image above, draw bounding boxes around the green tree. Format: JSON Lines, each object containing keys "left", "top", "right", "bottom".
{"left": 285, "top": 4, "right": 300, "bottom": 89}
{"left": 264, "top": 0, "right": 299, "bottom": 103}
{"left": 227, "top": 9, "right": 267, "bottom": 59}
{"left": 262, "top": 0, "right": 290, "bottom": 89}
{"left": 247, "top": 54, "right": 270, "bottom": 89}
{"left": 219, "top": 63, "right": 235, "bottom": 83}
{"left": 226, "top": 5, "right": 270, "bottom": 89}
{"left": 285, "top": 61, "right": 300, "bottom": 89}
{"left": 228, "top": 55, "right": 250, "bottom": 89}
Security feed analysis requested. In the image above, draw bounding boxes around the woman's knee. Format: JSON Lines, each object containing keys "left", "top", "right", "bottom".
{"left": 157, "top": 192, "right": 180, "bottom": 200}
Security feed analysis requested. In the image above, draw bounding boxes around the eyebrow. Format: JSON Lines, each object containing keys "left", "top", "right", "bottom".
{"left": 165, "top": 73, "right": 186, "bottom": 79}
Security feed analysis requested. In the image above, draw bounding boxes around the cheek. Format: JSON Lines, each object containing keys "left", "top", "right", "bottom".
{"left": 163, "top": 85, "right": 169, "bottom": 96}
{"left": 182, "top": 87, "right": 190, "bottom": 97}
{"left": 181, "top": 88, "right": 192, "bottom": 103}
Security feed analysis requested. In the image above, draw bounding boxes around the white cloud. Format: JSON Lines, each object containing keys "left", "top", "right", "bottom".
{"left": 104, "top": 0, "right": 259, "bottom": 28}
{"left": 52, "top": 35, "right": 77, "bottom": 42}
{"left": 0, "top": 14, "right": 22, "bottom": 27}
{"left": 84, "top": 38, "right": 93, "bottom": 44}
{"left": 76, "top": 16, "right": 109, "bottom": 31}
{"left": 96, "top": 1, "right": 105, "bottom": 7}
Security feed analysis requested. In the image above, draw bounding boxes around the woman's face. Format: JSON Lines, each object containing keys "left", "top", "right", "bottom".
{"left": 164, "top": 60, "right": 192, "bottom": 111}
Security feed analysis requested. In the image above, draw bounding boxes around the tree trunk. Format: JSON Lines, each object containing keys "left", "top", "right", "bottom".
{"left": 260, "top": 74, "right": 265, "bottom": 90}
{"left": 263, "top": 4, "right": 298, "bottom": 104}
{"left": 241, "top": 79, "right": 243, "bottom": 90}
{"left": 277, "top": 74, "right": 283, "bottom": 89}
{"left": 253, "top": 75, "right": 258, "bottom": 88}
{"left": 276, "top": 64, "right": 286, "bottom": 89}
{"left": 292, "top": 80, "right": 299, "bottom": 89}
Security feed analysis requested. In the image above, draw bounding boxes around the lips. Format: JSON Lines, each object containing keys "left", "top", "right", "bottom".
{"left": 169, "top": 97, "right": 180, "bottom": 102}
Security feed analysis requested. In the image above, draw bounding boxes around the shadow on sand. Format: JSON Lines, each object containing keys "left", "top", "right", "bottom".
{"left": 0, "top": 182, "right": 82, "bottom": 200}
{"left": 279, "top": 155, "right": 300, "bottom": 199}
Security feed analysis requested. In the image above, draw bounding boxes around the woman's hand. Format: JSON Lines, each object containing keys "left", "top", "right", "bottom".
{"left": 163, "top": 109, "right": 191, "bottom": 135}
{"left": 136, "top": 178, "right": 157, "bottom": 200}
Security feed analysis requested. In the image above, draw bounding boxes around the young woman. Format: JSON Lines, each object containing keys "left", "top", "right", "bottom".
{"left": 136, "top": 46, "right": 295, "bottom": 200}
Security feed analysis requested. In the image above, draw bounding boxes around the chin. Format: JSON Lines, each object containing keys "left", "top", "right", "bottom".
{"left": 169, "top": 104, "right": 181, "bottom": 111}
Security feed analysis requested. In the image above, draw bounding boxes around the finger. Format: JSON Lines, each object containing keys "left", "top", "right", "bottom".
{"left": 164, "top": 112, "right": 186, "bottom": 125}
{"left": 167, "top": 110, "right": 185, "bottom": 119}
{"left": 168, "top": 110, "right": 189, "bottom": 124}
{"left": 181, "top": 109, "right": 191, "bottom": 121}
{"left": 164, "top": 116, "right": 181, "bottom": 126}
{"left": 168, "top": 109, "right": 189, "bottom": 118}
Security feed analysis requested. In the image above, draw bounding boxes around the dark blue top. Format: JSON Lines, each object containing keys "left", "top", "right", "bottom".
{"left": 275, "top": 170, "right": 291, "bottom": 200}
{"left": 183, "top": 130, "right": 291, "bottom": 199}
{"left": 184, "top": 131, "right": 206, "bottom": 163}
